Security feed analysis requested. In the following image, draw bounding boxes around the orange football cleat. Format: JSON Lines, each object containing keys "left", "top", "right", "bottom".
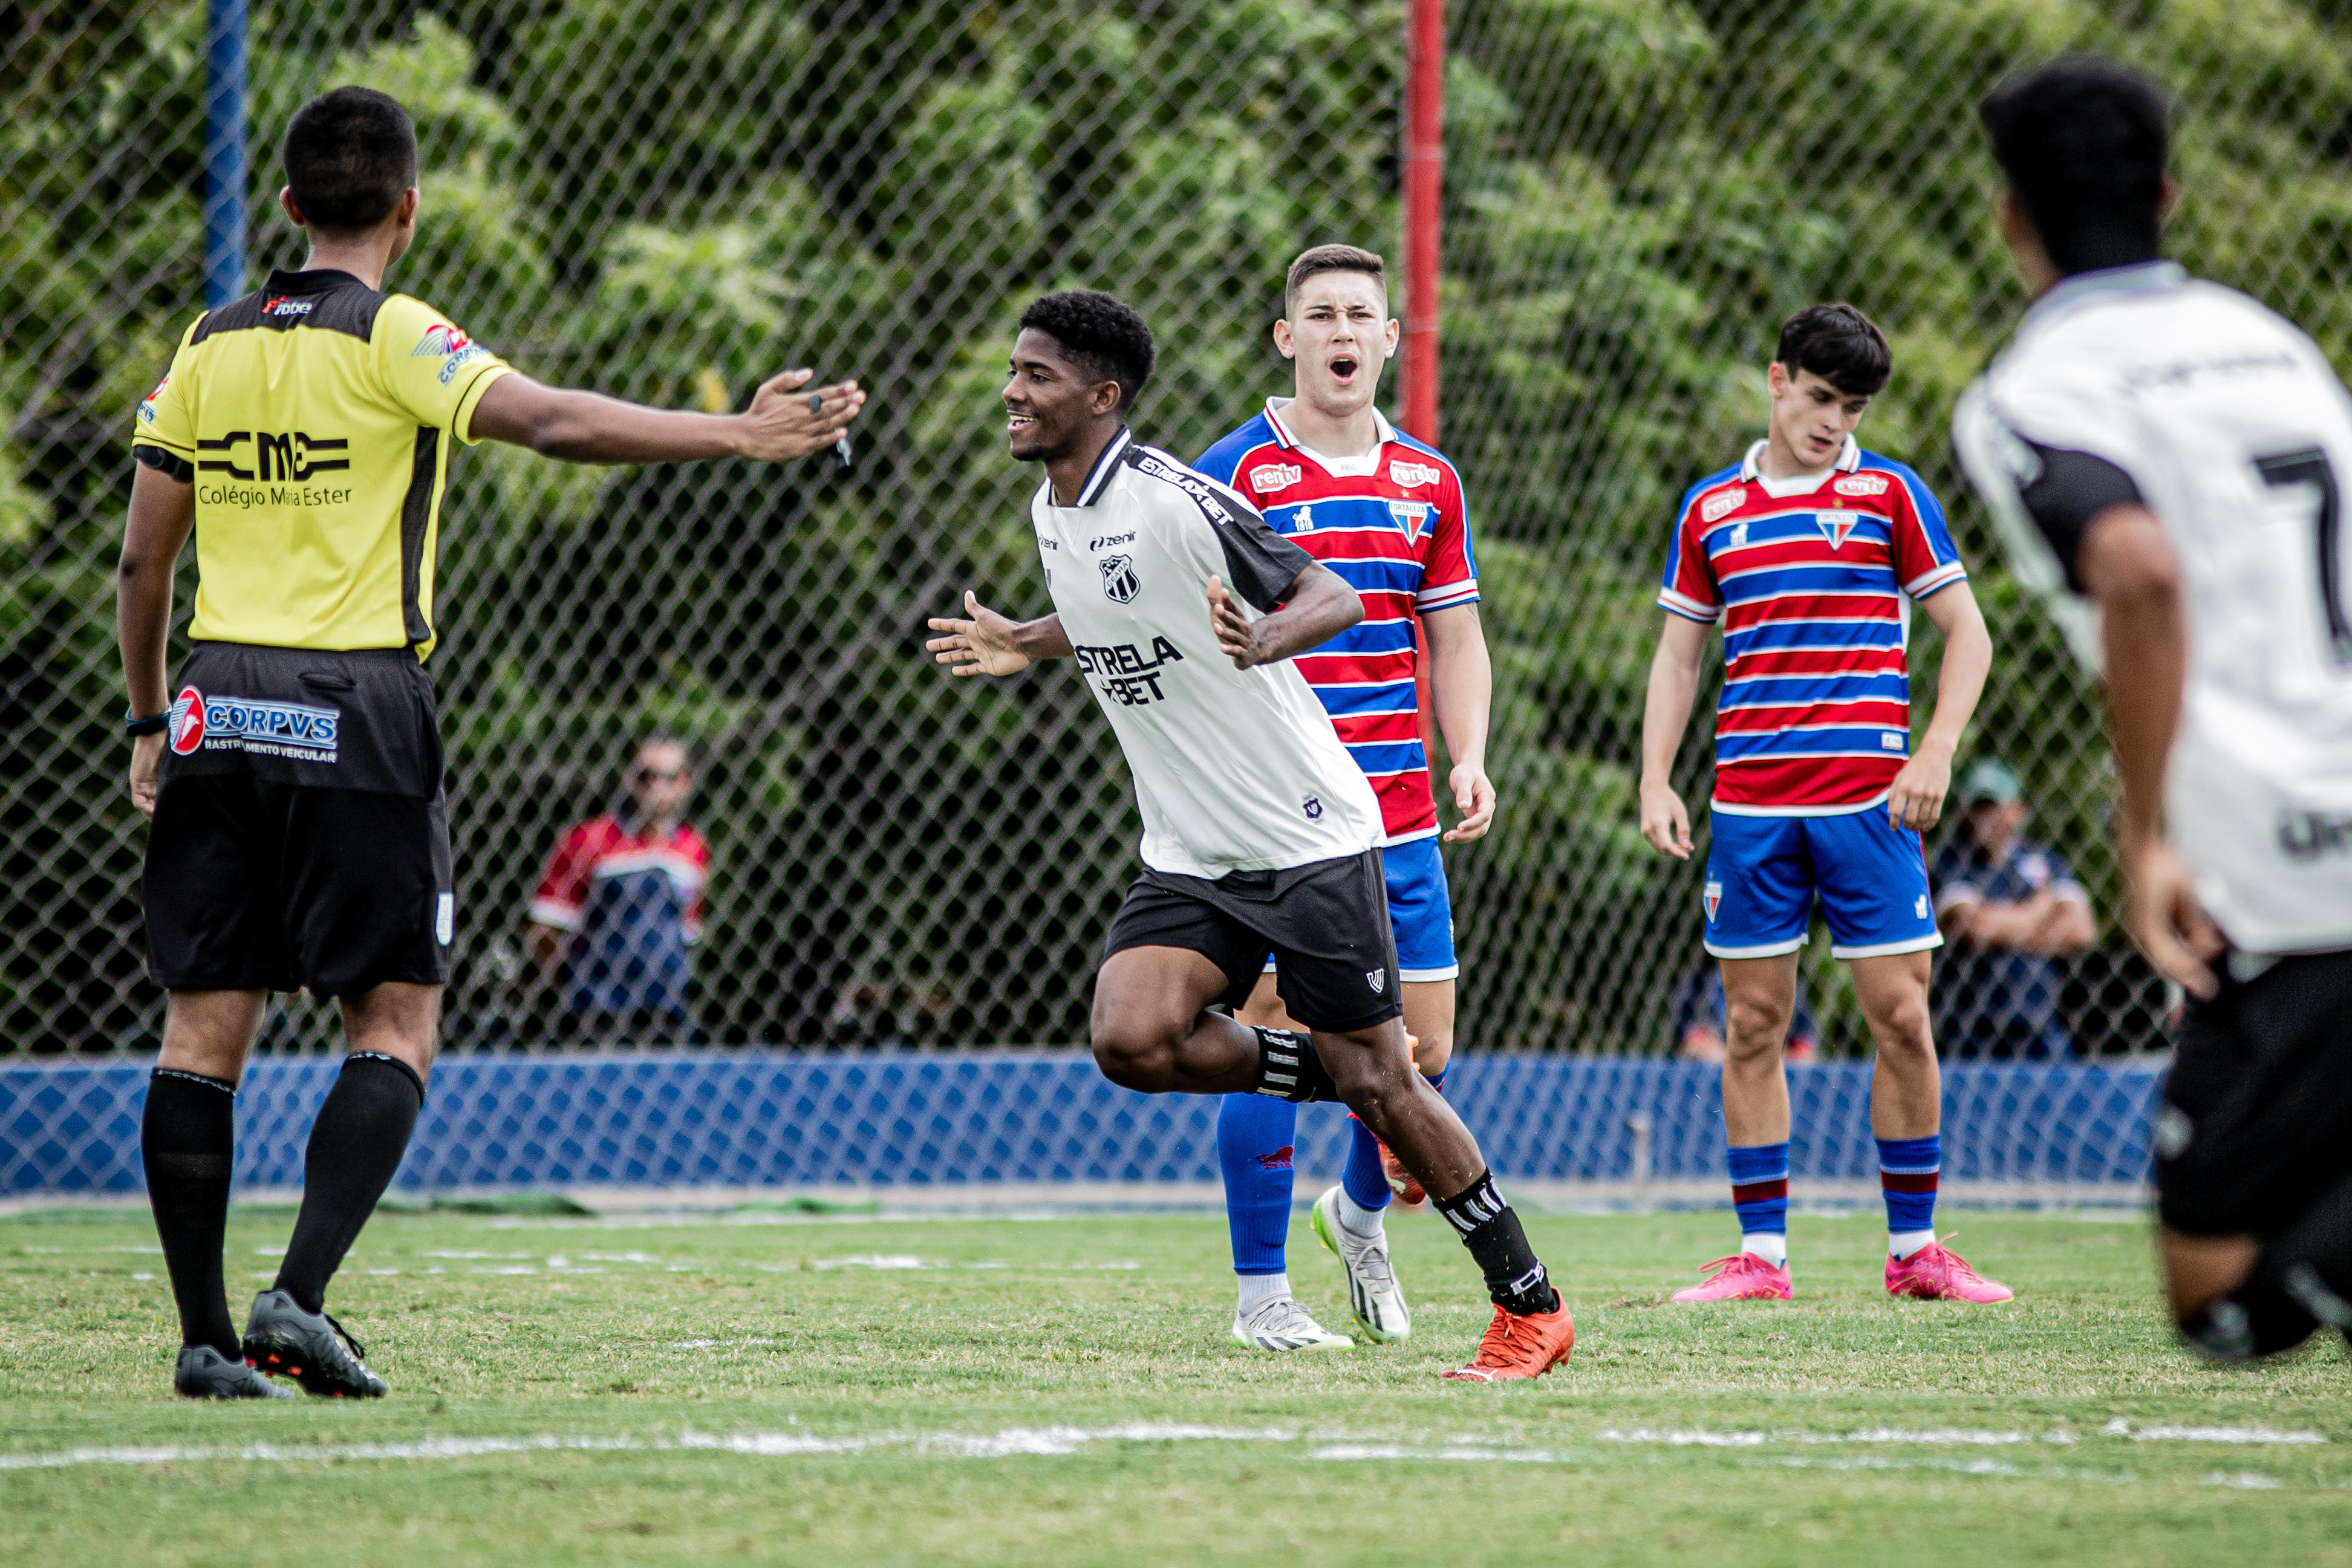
{"left": 1442, "top": 1298, "right": 1575, "bottom": 1382}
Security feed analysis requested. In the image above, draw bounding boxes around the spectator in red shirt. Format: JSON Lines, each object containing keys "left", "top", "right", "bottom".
{"left": 526, "top": 736, "right": 710, "bottom": 1044}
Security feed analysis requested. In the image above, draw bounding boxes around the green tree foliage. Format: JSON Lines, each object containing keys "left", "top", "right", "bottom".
{"left": 3, "top": 0, "right": 2347, "bottom": 1050}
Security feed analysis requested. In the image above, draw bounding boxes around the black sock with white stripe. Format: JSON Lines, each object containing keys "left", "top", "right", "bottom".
{"left": 1248, "top": 1027, "right": 1337, "bottom": 1104}
{"left": 1435, "top": 1169, "right": 1559, "bottom": 1316}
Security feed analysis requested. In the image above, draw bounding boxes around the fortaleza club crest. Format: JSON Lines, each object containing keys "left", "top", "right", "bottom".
{"left": 168, "top": 685, "right": 206, "bottom": 755}
{"left": 1098, "top": 553, "right": 1140, "bottom": 603}
{"left": 1704, "top": 880, "right": 1724, "bottom": 922}
{"left": 1388, "top": 499, "right": 1431, "bottom": 545}
{"left": 1817, "top": 512, "right": 1860, "bottom": 550}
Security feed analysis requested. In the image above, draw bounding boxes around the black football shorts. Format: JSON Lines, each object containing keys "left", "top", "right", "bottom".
{"left": 143, "top": 642, "right": 453, "bottom": 998}
{"left": 2154, "top": 948, "right": 2352, "bottom": 1238}
{"left": 1103, "top": 848, "right": 1402, "bottom": 1034}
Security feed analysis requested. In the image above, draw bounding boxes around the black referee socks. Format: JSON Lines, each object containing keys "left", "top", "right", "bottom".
{"left": 2183, "top": 1168, "right": 2352, "bottom": 1361}
{"left": 1435, "top": 1169, "right": 1560, "bottom": 1317}
{"left": 142, "top": 1068, "right": 241, "bottom": 1360}
{"left": 274, "top": 1052, "right": 426, "bottom": 1315}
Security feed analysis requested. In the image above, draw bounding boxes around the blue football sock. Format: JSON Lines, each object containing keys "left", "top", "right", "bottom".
{"left": 1727, "top": 1141, "right": 1790, "bottom": 1246}
{"left": 1218, "top": 1092, "right": 1297, "bottom": 1274}
{"left": 1877, "top": 1134, "right": 1940, "bottom": 1240}
{"left": 1342, "top": 1116, "right": 1391, "bottom": 1211}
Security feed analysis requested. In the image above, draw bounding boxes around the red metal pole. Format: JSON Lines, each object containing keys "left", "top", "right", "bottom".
{"left": 1399, "top": 0, "right": 1444, "bottom": 446}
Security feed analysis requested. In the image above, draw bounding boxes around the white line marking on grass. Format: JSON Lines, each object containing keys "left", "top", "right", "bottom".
{"left": 423, "top": 1251, "right": 533, "bottom": 1260}
{"left": 469, "top": 1266, "right": 538, "bottom": 1275}
{"left": 1596, "top": 1429, "right": 1767, "bottom": 1447}
{"left": 131, "top": 1272, "right": 154, "bottom": 1281}
{"left": 2203, "top": 1472, "right": 2285, "bottom": 1488}
{"left": 2103, "top": 1419, "right": 2324, "bottom": 1444}
{"left": 810, "top": 1255, "right": 940, "bottom": 1270}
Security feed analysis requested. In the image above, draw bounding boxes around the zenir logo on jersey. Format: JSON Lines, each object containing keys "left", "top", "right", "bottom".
{"left": 1099, "top": 553, "right": 1141, "bottom": 603}
{"left": 1818, "top": 512, "right": 1860, "bottom": 551}
{"left": 195, "top": 431, "right": 352, "bottom": 483}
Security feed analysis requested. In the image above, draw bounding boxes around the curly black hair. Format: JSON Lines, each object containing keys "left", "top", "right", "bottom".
{"left": 1017, "top": 290, "right": 1156, "bottom": 415}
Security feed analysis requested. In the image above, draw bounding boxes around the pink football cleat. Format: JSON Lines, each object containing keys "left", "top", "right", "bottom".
{"left": 1885, "top": 1235, "right": 2013, "bottom": 1303}
{"left": 1669, "top": 1252, "right": 1794, "bottom": 1303}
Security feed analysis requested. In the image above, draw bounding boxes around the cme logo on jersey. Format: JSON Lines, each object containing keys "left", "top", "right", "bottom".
{"left": 1099, "top": 553, "right": 1141, "bottom": 603}
{"left": 411, "top": 324, "right": 487, "bottom": 386}
{"left": 1251, "top": 463, "right": 1301, "bottom": 493}
{"left": 1701, "top": 487, "right": 1745, "bottom": 523}
{"left": 1834, "top": 472, "right": 1889, "bottom": 498}
{"left": 168, "top": 686, "right": 207, "bottom": 755}
{"left": 1389, "top": 460, "right": 1441, "bottom": 489}
{"left": 1389, "top": 499, "right": 1431, "bottom": 545}
{"left": 1819, "top": 512, "right": 1861, "bottom": 550}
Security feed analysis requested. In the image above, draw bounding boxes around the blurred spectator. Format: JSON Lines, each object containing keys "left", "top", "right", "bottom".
{"left": 1669, "top": 965, "right": 1819, "bottom": 1063}
{"left": 526, "top": 736, "right": 710, "bottom": 1045}
{"left": 1930, "top": 760, "right": 2094, "bottom": 1060}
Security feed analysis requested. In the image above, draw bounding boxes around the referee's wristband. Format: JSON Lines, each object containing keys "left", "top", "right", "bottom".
{"left": 125, "top": 707, "right": 170, "bottom": 737}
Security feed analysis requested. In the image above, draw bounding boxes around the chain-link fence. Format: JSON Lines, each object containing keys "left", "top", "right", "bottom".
{"left": 6, "top": 0, "right": 2344, "bottom": 1058}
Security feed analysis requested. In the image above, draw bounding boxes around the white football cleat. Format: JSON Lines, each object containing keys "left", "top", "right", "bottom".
{"left": 1310, "top": 1184, "right": 1412, "bottom": 1342}
{"left": 1230, "top": 1294, "right": 1354, "bottom": 1353}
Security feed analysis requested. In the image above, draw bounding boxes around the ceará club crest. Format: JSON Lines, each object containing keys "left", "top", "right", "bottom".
{"left": 1098, "top": 553, "right": 1140, "bottom": 603}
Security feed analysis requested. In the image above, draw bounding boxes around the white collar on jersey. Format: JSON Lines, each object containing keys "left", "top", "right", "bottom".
{"left": 1055, "top": 425, "right": 1135, "bottom": 508}
{"left": 2024, "top": 259, "right": 2188, "bottom": 334}
{"left": 1263, "top": 397, "right": 1395, "bottom": 477}
{"left": 1738, "top": 432, "right": 1860, "bottom": 490}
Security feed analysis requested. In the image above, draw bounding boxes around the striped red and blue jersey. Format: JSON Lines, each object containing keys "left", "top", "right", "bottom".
{"left": 1659, "top": 437, "right": 1966, "bottom": 815}
{"left": 1196, "top": 399, "right": 1478, "bottom": 844}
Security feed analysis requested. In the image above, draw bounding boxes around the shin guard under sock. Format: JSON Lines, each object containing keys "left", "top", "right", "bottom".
{"left": 1217, "top": 1092, "right": 1298, "bottom": 1275}
{"left": 1435, "top": 1169, "right": 1559, "bottom": 1316}
{"left": 274, "top": 1053, "right": 425, "bottom": 1314}
{"left": 142, "top": 1069, "right": 241, "bottom": 1359}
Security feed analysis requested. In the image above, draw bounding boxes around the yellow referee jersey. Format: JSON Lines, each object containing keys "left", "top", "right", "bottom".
{"left": 130, "top": 267, "right": 513, "bottom": 660}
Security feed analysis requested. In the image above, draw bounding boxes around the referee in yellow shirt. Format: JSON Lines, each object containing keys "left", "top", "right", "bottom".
{"left": 121, "top": 86, "right": 863, "bottom": 1399}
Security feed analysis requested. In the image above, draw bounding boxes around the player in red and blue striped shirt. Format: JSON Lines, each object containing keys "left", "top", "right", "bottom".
{"left": 1640, "top": 304, "right": 2012, "bottom": 1306}
{"left": 1191, "top": 244, "right": 1495, "bottom": 1352}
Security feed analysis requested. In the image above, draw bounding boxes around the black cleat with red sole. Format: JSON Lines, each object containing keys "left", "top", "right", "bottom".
{"left": 241, "top": 1289, "right": 387, "bottom": 1398}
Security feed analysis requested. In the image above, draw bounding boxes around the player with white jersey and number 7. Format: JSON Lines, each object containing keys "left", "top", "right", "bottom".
{"left": 1955, "top": 57, "right": 2352, "bottom": 1363}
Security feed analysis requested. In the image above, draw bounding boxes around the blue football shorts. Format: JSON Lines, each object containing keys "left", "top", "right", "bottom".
{"left": 1264, "top": 833, "right": 1459, "bottom": 984}
{"left": 1702, "top": 807, "right": 1941, "bottom": 961}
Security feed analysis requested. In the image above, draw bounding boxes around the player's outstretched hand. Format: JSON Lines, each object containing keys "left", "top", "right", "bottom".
{"left": 2123, "top": 837, "right": 2224, "bottom": 1000}
{"left": 927, "top": 590, "right": 1033, "bottom": 677}
{"left": 1444, "top": 762, "right": 1496, "bottom": 843}
{"left": 128, "top": 731, "right": 163, "bottom": 819}
{"left": 737, "top": 368, "right": 865, "bottom": 461}
{"left": 1208, "top": 576, "right": 1262, "bottom": 669}
{"left": 1885, "top": 743, "right": 1952, "bottom": 833}
{"left": 1638, "top": 779, "right": 1692, "bottom": 860}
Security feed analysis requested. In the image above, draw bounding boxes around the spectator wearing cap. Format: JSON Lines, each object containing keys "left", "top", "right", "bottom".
{"left": 1929, "top": 760, "right": 2094, "bottom": 1059}
{"left": 525, "top": 736, "right": 710, "bottom": 1045}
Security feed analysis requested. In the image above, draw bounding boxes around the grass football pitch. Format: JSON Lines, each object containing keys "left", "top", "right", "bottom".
{"left": 2, "top": 1201, "right": 2347, "bottom": 1566}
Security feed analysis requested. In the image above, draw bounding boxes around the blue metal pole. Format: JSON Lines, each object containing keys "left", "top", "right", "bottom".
{"left": 201, "top": 0, "right": 248, "bottom": 308}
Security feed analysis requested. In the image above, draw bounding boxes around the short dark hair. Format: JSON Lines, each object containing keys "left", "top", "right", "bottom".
{"left": 1017, "top": 291, "right": 1156, "bottom": 415}
{"left": 1774, "top": 303, "right": 1891, "bottom": 397}
{"left": 284, "top": 86, "right": 417, "bottom": 236}
{"left": 1979, "top": 57, "right": 2168, "bottom": 276}
{"left": 1285, "top": 244, "right": 1386, "bottom": 313}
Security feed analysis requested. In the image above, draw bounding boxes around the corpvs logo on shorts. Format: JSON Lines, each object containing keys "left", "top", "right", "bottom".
{"left": 411, "top": 323, "right": 488, "bottom": 386}
{"left": 168, "top": 686, "right": 206, "bottom": 754}
{"left": 173, "top": 691, "right": 341, "bottom": 763}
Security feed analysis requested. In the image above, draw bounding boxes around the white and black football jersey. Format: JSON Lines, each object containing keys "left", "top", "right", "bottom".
{"left": 1955, "top": 261, "right": 2352, "bottom": 954}
{"left": 1030, "top": 426, "right": 1384, "bottom": 880}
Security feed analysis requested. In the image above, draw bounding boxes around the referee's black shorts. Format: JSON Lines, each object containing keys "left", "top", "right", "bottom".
{"left": 143, "top": 642, "right": 452, "bottom": 998}
{"left": 2154, "top": 949, "right": 2352, "bottom": 1238}
{"left": 1103, "top": 848, "right": 1402, "bottom": 1035}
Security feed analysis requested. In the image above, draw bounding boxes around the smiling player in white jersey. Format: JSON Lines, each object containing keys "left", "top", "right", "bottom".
{"left": 1955, "top": 57, "right": 2352, "bottom": 1361}
{"left": 926, "top": 290, "right": 1574, "bottom": 1381}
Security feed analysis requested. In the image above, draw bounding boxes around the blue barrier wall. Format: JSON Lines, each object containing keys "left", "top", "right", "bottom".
{"left": 0, "top": 1052, "right": 2161, "bottom": 1197}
